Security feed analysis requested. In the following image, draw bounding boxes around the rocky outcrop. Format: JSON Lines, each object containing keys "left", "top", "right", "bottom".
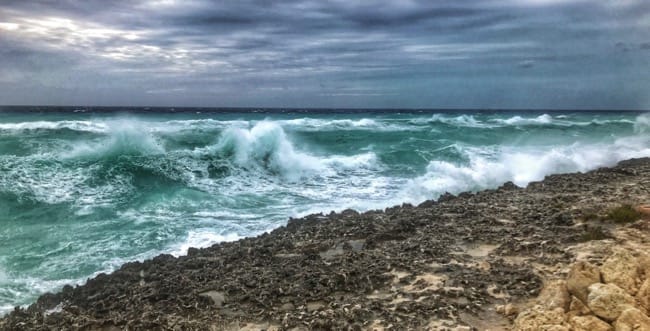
{"left": 514, "top": 248, "right": 650, "bottom": 331}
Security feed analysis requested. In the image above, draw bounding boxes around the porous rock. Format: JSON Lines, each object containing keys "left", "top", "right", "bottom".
{"left": 513, "top": 305, "right": 566, "bottom": 331}
{"left": 587, "top": 283, "right": 636, "bottom": 321}
{"left": 567, "top": 295, "right": 591, "bottom": 317}
{"left": 613, "top": 307, "right": 650, "bottom": 331}
{"left": 638, "top": 253, "right": 650, "bottom": 280}
{"left": 496, "top": 303, "right": 518, "bottom": 316}
{"left": 600, "top": 248, "right": 639, "bottom": 295}
{"left": 536, "top": 279, "right": 570, "bottom": 311}
{"left": 567, "top": 261, "right": 601, "bottom": 304}
{"left": 569, "top": 315, "right": 612, "bottom": 331}
{"left": 638, "top": 277, "right": 650, "bottom": 314}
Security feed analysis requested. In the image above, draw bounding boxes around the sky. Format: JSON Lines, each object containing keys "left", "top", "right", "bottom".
{"left": 0, "top": 0, "right": 649, "bottom": 109}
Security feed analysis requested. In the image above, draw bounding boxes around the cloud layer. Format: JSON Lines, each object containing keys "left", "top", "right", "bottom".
{"left": 0, "top": 0, "right": 648, "bottom": 109}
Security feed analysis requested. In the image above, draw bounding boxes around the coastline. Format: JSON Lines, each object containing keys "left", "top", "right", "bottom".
{"left": 2, "top": 158, "right": 650, "bottom": 330}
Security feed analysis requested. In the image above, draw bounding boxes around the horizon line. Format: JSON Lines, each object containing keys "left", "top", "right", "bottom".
{"left": 0, "top": 105, "right": 647, "bottom": 113}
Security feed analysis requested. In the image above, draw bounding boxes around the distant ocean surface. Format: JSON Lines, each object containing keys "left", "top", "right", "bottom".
{"left": 1, "top": 107, "right": 649, "bottom": 313}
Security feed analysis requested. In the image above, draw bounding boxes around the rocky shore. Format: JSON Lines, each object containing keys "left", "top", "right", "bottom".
{"left": 2, "top": 158, "right": 650, "bottom": 330}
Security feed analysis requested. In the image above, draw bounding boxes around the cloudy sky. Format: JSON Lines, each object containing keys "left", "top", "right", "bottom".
{"left": 0, "top": 0, "right": 648, "bottom": 109}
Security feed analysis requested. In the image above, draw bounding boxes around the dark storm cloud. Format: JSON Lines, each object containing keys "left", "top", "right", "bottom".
{"left": 0, "top": 0, "right": 648, "bottom": 109}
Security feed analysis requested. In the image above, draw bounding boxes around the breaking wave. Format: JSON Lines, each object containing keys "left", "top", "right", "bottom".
{"left": 403, "top": 135, "right": 650, "bottom": 202}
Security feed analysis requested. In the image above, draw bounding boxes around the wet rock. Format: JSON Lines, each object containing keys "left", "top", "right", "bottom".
{"left": 513, "top": 305, "right": 566, "bottom": 331}
{"left": 567, "top": 261, "right": 601, "bottom": 304}
{"left": 613, "top": 307, "right": 650, "bottom": 331}
{"left": 600, "top": 248, "right": 639, "bottom": 295}
{"left": 569, "top": 315, "right": 612, "bottom": 331}
{"left": 587, "top": 283, "right": 636, "bottom": 321}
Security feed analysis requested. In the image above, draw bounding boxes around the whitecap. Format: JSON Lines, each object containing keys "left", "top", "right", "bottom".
{"left": 0, "top": 120, "right": 107, "bottom": 133}
{"left": 401, "top": 135, "right": 650, "bottom": 202}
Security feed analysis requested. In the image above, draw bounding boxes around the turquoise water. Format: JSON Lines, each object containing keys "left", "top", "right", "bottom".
{"left": 1, "top": 109, "right": 649, "bottom": 312}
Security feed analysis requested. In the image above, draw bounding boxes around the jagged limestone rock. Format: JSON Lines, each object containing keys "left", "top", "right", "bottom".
{"left": 587, "top": 283, "right": 636, "bottom": 321}
{"left": 638, "top": 277, "right": 650, "bottom": 314}
{"left": 513, "top": 305, "right": 567, "bottom": 331}
{"left": 613, "top": 307, "right": 650, "bottom": 331}
{"left": 569, "top": 315, "right": 612, "bottom": 331}
{"left": 600, "top": 248, "right": 639, "bottom": 295}
{"left": 537, "top": 280, "right": 571, "bottom": 311}
{"left": 567, "top": 261, "right": 601, "bottom": 304}
{"left": 567, "top": 295, "right": 591, "bottom": 317}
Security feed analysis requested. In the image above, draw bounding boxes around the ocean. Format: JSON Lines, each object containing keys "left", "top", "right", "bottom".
{"left": 1, "top": 108, "right": 649, "bottom": 313}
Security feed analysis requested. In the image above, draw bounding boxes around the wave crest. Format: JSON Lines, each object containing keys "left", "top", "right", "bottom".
{"left": 403, "top": 135, "right": 650, "bottom": 202}
{"left": 0, "top": 120, "right": 107, "bottom": 133}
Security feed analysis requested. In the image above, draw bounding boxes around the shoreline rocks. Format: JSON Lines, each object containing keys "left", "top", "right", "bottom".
{"left": 512, "top": 240, "right": 650, "bottom": 330}
{"left": 2, "top": 158, "right": 650, "bottom": 330}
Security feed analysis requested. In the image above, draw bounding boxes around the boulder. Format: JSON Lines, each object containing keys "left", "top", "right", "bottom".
{"left": 600, "top": 248, "right": 639, "bottom": 295}
{"left": 613, "top": 307, "right": 650, "bottom": 331}
{"left": 513, "top": 305, "right": 566, "bottom": 331}
{"left": 567, "top": 261, "right": 601, "bottom": 303}
{"left": 536, "top": 280, "right": 570, "bottom": 311}
{"left": 587, "top": 283, "right": 636, "bottom": 321}
{"left": 569, "top": 315, "right": 612, "bottom": 331}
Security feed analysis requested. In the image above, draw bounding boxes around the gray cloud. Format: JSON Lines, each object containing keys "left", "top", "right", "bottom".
{"left": 0, "top": 0, "right": 648, "bottom": 109}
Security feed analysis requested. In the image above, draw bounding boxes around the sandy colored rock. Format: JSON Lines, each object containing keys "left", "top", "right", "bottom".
{"left": 513, "top": 305, "right": 566, "bottom": 331}
{"left": 537, "top": 279, "right": 571, "bottom": 311}
{"left": 568, "top": 295, "right": 591, "bottom": 317}
{"left": 539, "top": 326, "right": 570, "bottom": 331}
{"left": 496, "top": 303, "right": 519, "bottom": 317}
{"left": 638, "top": 253, "right": 650, "bottom": 280}
{"left": 569, "top": 315, "right": 612, "bottom": 331}
{"left": 587, "top": 283, "right": 636, "bottom": 321}
{"left": 638, "top": 277, "right": 650, "bottom": 314}
{"left": 567, "top": 261, "right": 602, "bottom": 304}
{"left": 600, "top": 248, "right": 639, "bottom": 295}
{"left": 613, "top": 307, "right": 650, "bottom": 331}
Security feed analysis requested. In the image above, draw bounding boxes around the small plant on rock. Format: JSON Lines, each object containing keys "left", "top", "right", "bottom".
{"left": 606, "top": 204, "right": 641, "bottom": 223}
{"left": 578, "top": 226, "right": 610, "bottom": 242}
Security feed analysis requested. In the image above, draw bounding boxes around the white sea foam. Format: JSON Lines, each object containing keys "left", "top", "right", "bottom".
{"left": 493, "top": 114, "right": 553, "bottom": 125}
{"left": 63, "top": 119, "right": 165, "bottom": 158}
{"left": 169, "top": 231, "right": 243, "bottom": 257}
{"left": 402, "top": 135, "right": 650, "bottom": 202}
{"left": 278, "top": 118, "right": 410, "bottom": 131}
{"left": 211, "top": 121, "right": 328, "bottom": 180}
{"left": 634, "top": 113, "right": 650, "bottom": 133}
{"left": 0, "top": 120, "right": 107, "bottom": 133}
{"left": 426, "top": 114, "right": 485, "bottom": 127}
